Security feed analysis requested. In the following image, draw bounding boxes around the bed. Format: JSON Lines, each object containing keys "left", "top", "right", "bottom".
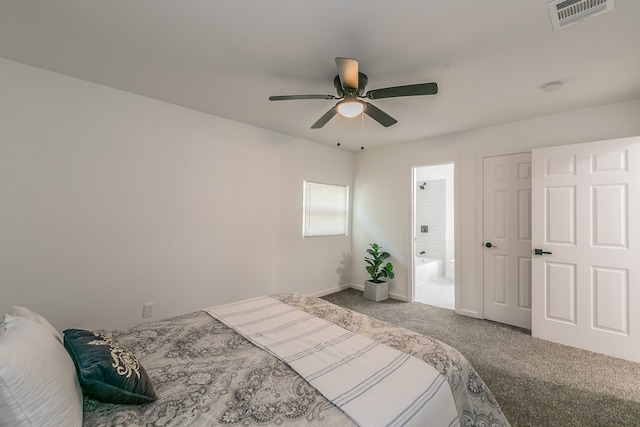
{"left": 0, "top": 294, "right": 509, "bottom": 427}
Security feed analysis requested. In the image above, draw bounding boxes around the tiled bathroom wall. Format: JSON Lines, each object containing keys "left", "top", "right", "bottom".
{"left": 415, "top": 179, "right": 446, "bottom": 265}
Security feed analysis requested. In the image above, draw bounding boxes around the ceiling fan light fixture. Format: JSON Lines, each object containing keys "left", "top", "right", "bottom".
{"left": 336, "top": 99, "right": 364, "bottom": 118}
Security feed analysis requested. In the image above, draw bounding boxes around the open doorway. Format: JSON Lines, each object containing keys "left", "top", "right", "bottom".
{"left": 412, "top": 163, "right": 455, "bottom": 309}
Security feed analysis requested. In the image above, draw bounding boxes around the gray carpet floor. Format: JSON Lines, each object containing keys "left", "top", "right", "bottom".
{"left": 322, "top": 288, "right": 640, "bottom": 427}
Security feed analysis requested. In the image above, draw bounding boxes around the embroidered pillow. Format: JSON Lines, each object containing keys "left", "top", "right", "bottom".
{"left": 63, "top": 329, "right": 156, "bottom": 404}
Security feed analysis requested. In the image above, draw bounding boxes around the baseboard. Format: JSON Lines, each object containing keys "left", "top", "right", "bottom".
{"left": 308, "top": 284, "right": 352, "bottom": 298}
{"left": 349, "top": 283, "right": 364, "bottom": 292}
{"left": 337, "top": 283, "right": 407, "bottom": 302}
{"left": 455, "top": 308, "right": 481, "bottom": 318}
{"left": 389, "top": 292, "right": 408, "bottom": 302}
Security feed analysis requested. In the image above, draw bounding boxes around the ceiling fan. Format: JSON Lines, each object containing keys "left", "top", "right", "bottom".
{"left": 269, "top": 57, "right": 438, "bottom": 129}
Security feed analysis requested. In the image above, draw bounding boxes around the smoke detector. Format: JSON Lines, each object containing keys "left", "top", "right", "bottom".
{"left": 548, "top": 0, "right": 615, "bottom": 31}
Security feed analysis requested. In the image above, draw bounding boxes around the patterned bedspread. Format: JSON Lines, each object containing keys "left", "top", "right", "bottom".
{"left": 83, "top": 294, "right": 509, "bottom": 426}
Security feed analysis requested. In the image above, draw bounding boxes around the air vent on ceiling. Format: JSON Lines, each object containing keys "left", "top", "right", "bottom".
{"left": 548, "top": 0, "right": 614, "bottom": 31}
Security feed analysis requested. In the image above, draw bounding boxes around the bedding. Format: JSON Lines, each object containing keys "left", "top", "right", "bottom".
{"left": 82, "top": 293, "right": 510, "bottom": 426}
{"left": 206, "top": 296, "right": 459, "bottom": 426}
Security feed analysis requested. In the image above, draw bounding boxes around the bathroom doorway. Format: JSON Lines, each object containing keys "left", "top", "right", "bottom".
{"left": 412, "top": 163, "right": 455, "bottom": 309}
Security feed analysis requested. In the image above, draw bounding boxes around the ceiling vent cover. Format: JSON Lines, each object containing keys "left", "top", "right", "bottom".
{"left": 548, "top": 0, "right": 614, "bottom": 31}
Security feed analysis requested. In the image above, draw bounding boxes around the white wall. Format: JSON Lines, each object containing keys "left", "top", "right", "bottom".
{"left": 3, "top": 58, "right": 639, "bottom": 331}
{"left": 0, "top": 58, "right": 353, "bottom": 331}
{"left": 351, "top": 98, "right": 640, "bottom": 316}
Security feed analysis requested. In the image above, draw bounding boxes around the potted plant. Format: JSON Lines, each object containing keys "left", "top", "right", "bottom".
{"left": 364, "top": 243, "right": 395, "bottom": 301}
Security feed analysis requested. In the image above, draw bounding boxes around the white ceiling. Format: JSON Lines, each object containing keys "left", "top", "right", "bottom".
{"left": 1, "top": 1, "right": 639, "bottom": 151}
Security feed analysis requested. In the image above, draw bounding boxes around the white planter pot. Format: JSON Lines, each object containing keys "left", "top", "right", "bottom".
{"left": 364, "top": 280, "right": 389, "bottom": 301}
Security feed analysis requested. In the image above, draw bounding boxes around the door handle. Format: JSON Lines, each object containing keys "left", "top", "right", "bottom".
{"left": 485, "top": 242, "right": 498, "bottom": 249}
{"left": 534, "top": 249, "right": 552, "bottom": 255}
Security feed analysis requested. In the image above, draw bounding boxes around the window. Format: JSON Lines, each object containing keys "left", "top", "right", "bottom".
{"left": 302, "top": 181, "right": 349, "bottom": 237}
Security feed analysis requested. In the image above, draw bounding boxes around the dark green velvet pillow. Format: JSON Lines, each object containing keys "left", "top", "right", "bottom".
{"left": 63, "top": 329, "right": 156, "bottom": 404}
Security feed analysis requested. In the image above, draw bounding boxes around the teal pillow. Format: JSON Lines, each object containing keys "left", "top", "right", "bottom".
{"left": 63, "top": 329, "right": 156, "bottom": 404}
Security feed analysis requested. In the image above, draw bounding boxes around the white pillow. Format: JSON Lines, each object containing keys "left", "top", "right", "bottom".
{"left": 10, "top": 305, "right": 63, "bottom": 343}
{"left": 0, "top": 315, "right": 83, "bottom": 427}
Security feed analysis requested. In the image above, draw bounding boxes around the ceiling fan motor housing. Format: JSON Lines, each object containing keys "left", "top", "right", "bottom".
{"left": 333, "top": 73, "right": 369, "bottom": 97}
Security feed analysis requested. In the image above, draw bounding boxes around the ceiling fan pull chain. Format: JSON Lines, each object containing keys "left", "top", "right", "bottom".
{"left": 360, "top": 111, "right": 364, "bottom": 150}
{"left": 336, "top": 113, "right": 341, "bottom": 147}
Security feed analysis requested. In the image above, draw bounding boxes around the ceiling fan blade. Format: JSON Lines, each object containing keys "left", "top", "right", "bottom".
{"left": 364, "top": 102, "right": 397, "bottom": 127}
{"left": 269, "top": 94, "right": 337, "bottom": 101}
{"left": 311, "top": 107, "right": 337, "bottom": 129}
{"left": 335, "top": 57, "right": 359, "bottom": 90}
{"left": 365, "top": 82, "right": 438, "bottom": 99}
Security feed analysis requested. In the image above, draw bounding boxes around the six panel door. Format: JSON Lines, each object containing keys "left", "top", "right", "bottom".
{"left": 531, "top": 136, "right": 639, "bottom": 363}
{"left": 483, "top": 153, "right": 533, "bottom": 329}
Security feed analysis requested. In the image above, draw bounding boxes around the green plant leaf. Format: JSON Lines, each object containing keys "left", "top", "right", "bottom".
{"left": 365, "top": 243, "right": 393, "bottom": 281}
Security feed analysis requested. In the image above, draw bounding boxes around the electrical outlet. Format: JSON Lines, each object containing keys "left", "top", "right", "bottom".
{"left": 142, "top": 303, "right": 154, "bottom": 318}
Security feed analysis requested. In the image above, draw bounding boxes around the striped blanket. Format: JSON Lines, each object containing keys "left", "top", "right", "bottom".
{"left": 206, "top": 296, "right": 460, "bottom": 427}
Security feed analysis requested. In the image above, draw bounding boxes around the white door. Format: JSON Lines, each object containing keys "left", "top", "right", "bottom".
{"left": 531, "top": 136, "right": 640, "bottom": 363}
{"left": 483, "top": 153, "right": 532, "bottom": 329}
